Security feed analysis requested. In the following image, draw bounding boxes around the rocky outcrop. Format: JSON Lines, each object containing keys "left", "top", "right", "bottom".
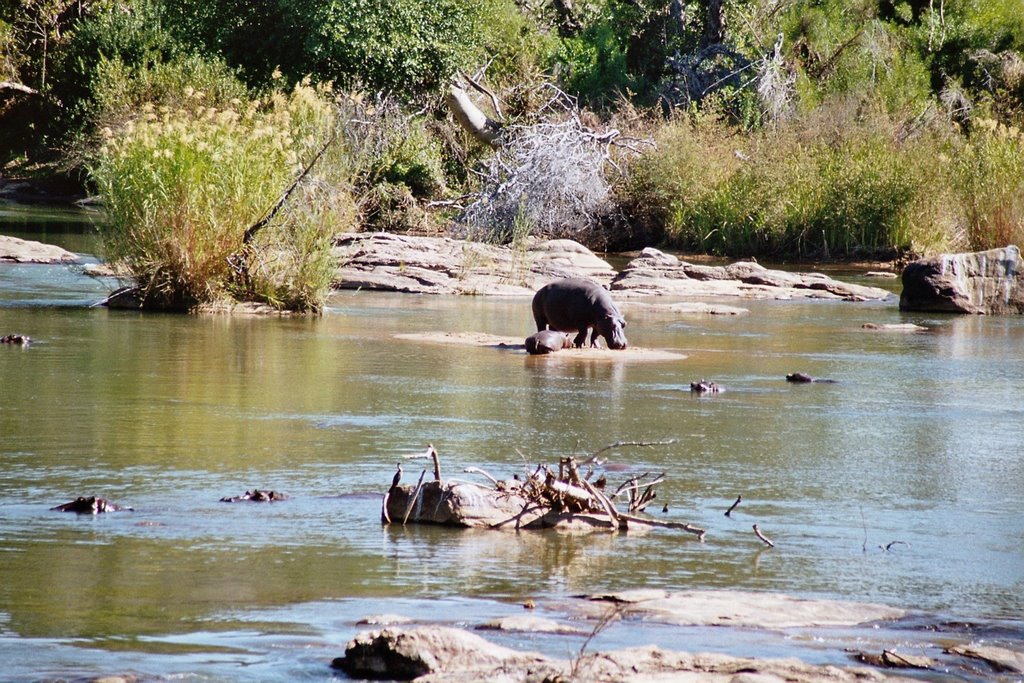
{"left": 333, "top": 625, "right": 916, "bottom": 682}
{"left": 332, "top": 232, "right": 616, "bottom": 295}
{"left": 0, "top": 234, "right": 79, "bottom": 263}
{"left": 899, "top": 245, "right": 1023, "bottom": 314}
{"left": 611, "top": 248, "right": 893, "bottom": 301}
{"left": 332, "top": 234, "right": 893, "bottom": 301}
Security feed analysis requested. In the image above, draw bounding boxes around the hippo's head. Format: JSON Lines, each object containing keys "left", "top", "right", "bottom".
{"left": 599, "top": 314, "right": 628, "bottom": 350}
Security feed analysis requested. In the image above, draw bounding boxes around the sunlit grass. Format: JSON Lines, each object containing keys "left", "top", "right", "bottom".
{"left": 91, "top": 80, "right": 353, "bottom": 312}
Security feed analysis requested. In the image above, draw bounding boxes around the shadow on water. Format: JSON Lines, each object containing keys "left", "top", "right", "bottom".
{"left": 1, "top": 208, "right": 1022, "bottom": 681}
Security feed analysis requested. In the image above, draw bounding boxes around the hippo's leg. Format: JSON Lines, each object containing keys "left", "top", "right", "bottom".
{"left": 572, "top": 330, "right": 587, "bottom": 347}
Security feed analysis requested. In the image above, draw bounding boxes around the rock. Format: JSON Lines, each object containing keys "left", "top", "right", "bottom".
{"left": 384, "top": 480, "right": 559, "bottom": 529}
{"left": 332, "top": 232, "right": 616, "bottom": 295}
{"left": 853, "top": 650, "right": 935, "bottom": 670}
{"left": 861, "top": 323, "right": 928, "bottom": 332}
{"left": 625, "top": 301, "right": 750, "bottom": 316}
{"left": 0, "top": 234, "right": 79, "bottom": 263}
{"left": 477, "top": 615, "right": 585, "bottom": 634}
{"left": 332, "top": 625, "right": 917, "bottom": 683}
{"left": 357, "top": 614, "right": 416, "bottom": 626}
{"left": 332, "top": 626, "right": 547, "bottom": 680}
{"left": 51, "top": 496, "right": 132, "bottom": 513}
{"left": 946, "top": 644, "right": 1024, "bottom": 673}
{"left": 899, "top": 245, "right": 1024, "bottom": 314}
{"left": 611, "top": 248, "right": 893, "bottom": 301}
{"left": 577, "top": 589, "right": 906, "bottom": 629}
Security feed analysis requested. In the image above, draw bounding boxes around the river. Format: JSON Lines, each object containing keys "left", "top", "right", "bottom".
{"left": 1, "top": 205, "right": 1022, "bottom": 681}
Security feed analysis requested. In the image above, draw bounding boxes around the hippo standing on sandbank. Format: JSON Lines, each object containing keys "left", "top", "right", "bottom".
{"left": 532, "top": 278, "right": 628, "bottom": 349}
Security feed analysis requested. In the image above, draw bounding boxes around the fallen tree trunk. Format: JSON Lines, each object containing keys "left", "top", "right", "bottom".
{"left": 445, "top": 83, "right": 502, "bottom": 147}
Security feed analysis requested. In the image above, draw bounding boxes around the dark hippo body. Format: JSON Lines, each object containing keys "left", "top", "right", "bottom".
{"left": 532, "top": 278, "right": 627, "bottom": 349}
{"left": 51, "top": 496, "right": 131, "bottom": 514}
{"left": 525, "top": 329, "right": 573, "bottom": 355}
{"left": 786, "top": 372, "right": 837, "bottom": 384}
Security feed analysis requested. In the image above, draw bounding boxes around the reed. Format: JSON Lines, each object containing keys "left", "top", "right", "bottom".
{"left": 953, "top": 118, "right": 1024, "bottom": 251}
{"left": 619, "top": 111, "right": 953, "bottom": 259}
{"left": 91, "top": 80, "right": 352, "bottom": 312}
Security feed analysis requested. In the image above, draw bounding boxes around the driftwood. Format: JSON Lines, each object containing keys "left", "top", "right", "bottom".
{"left": 753, "top": 523, "right": 775, "bottom": 547}
{"left": 381, "top": 445, "right": 706, "bottom": 539}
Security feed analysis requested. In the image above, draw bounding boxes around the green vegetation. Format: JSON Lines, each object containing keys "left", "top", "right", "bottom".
{"left": 91, "top": 81, "right": 350, "bottom": 311}
{"left": 2, "top": 0, "right": 1024, "bottom": 309}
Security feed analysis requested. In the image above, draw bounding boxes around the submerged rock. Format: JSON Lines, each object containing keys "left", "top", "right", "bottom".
{"left": 899, "top": 245, "right": 1024, "bottom": 314}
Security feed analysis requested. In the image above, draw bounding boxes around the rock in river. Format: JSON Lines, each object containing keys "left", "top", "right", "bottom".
{"left": 899, "top": 245, "right": 1023, "bottom": 314}
{"left": 611, "top": 248, "right": 893, "bottom": 301}
{"left": 0, "top": 234, "right": 79, "bottom": 263}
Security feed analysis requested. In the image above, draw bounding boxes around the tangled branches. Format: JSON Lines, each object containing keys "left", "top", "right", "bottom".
{"left": 500, "top": 453, "right": 705, "bottom": 538}
{"left": 456, "top": 85, "right": 650, "bottom": 245}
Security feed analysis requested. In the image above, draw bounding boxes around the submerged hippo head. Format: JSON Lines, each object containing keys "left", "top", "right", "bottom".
{"left": 598, "top": 314, "right": 628, "bottom": 350}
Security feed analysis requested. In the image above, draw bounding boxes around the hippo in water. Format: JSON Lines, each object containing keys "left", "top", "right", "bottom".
{"left": 532, "top": 278, "right": 628, "bottom": 349}
{"left": 525, "top": 329, "right": 573, "bottom": 355}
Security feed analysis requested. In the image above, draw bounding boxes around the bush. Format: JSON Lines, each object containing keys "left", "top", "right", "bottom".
{"left": 90, "top": 80, "right": 353, "bottom": 311}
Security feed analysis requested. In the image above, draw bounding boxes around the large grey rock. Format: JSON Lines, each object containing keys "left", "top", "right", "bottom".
{"left": 332, "top": 232, "right": 616, "bottom": 295}
{"left": 333, "top": 625, "right": 917, "bottom": 682}
{"left": 899, "top": 245, "right": 1023, "bottom": 314}
{"left": 612, "top": 248, "right": 892, "bottom": 301}
{"left": 334, "top": 626, "right": 547, "bottom": 680}
{"left": 0, "top": 234, "right": 79, "bottom": 263}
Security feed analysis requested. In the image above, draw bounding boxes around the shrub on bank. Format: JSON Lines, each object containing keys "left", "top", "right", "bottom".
{"left": 90, "top": 80, "right": 353, "bottom": 312}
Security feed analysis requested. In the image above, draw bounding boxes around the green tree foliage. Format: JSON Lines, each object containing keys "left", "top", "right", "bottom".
{"left": 160, "top": 0, "right": 489, "bottom": 96}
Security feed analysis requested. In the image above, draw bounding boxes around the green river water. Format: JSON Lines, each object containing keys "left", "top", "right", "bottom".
{"left": 1, "top": 205, "right": 1022, "bottom": 681}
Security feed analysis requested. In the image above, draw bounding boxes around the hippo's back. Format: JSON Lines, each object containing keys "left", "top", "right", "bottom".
{"left": 532, "top": 278, "right": 609, "bottom": 331}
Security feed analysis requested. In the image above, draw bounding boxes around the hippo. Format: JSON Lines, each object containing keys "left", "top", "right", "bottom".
{"left": 786, "top": 372, "right": 837, "bottom": 384}
{"left": 525, "top": 329, "right": 573, "bottom": 355}
{"left": 219, "top": 489, "right": 289, "bottom": 502}
{"left": 1, "top": 334, "right": 31, "bottom": 345}
{"left": 51, "top": 496, "right": 131, "bottom": 513}
{"left": 690, "top": 379, "right": 722, "bottom": 393}
{"left": 532, "top": 278, "right": 627, "bottom": 350}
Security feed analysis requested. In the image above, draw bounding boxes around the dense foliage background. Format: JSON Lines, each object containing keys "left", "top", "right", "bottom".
{"left": 2, "top": 0, "right": 1023, "bottom": 308}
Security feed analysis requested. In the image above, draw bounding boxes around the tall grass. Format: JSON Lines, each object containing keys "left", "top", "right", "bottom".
{"left": 91, "top": 78, "right": 354, "bottom": 312}
{"left": 618, "top": 107, "right": 957, "bottom": 259}
{"left": 953, "top": 118, "right": 1024, "bottom": 251}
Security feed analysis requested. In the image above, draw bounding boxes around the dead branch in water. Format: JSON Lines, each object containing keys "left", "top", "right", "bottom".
{"left": 402, "top": 469, "right": 427, "bottom": 526}
{"left": 753, "top": 524, "right": 775, "bottom": 547}
{"left": 404, "top": 444, "right": 441, "bottom": 481}
{"left": 383, "top": 444, "right": 705, "bottom": 539}
{"left": 725, "top": 495, "right": 742, "bottom": 517}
